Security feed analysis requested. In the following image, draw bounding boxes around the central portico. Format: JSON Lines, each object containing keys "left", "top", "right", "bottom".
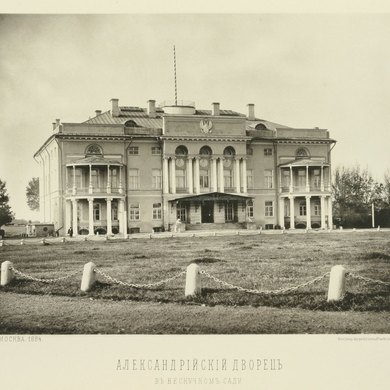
{"left": 168, "top": 192, "right": 253, "bottom": 229}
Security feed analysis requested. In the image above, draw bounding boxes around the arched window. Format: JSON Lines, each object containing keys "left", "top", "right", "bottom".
{"left": 85, "top": 144, "right": 103, "bottom": 156}
{"left": 199, "top": 146, "right": 212, "bottom": 156}
{"left": 296, "top": 148, "right": 309, "bottom": 159}
{"left": 175, "top": 146, "right": 188, "bottom": 156}
{"left": 255, "top": 123, "right": 267, "bottom": 130}
{"left": 124, "top": 120, "right": 137, "bottom": 127}
{"left": 223, "top": 146, "right": 235, "bottom": 156}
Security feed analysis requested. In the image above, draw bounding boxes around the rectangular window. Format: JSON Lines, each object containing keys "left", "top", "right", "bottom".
{"left": 72, "top": 169, "right": 83, "bottom": 188}
{"left": 297, "top": 170, "right": 306, "bottom": 187}
{"left": 264, "top": 169, "right": 273, "bottom": 189}
{"left": 247, "top": 170, "right": 254, "bottom": 189}
{"left": 91, "top": 169, "right": 101, "bottom": 189}
{"left": 314, "top": 203, "right": 321, "bottom": 216}
{"left": 152, "top": 203, "right": 162, "bottom": 220}
{"left": 93, "top": 203, "right": 101, "bottom": 221}
{"left": 282, "top": 170, "right": 290, "bottom": 188}
{"left": 247, "top": 201, "right": 254, "bottom": 218}
{"left": 128, "top": 169, "right": 140, "bottom": 189}
{"left": 224, "top": 169, "right": 233, "bottom": 189}
{"left": 299, "top": 202, "right": 306, "bottom": 216}
{"left": 225, "top": 202, "right": 234, "bottom": 222}
{"left": 129, "top": 203, "right": 140, "bottom": 220}
{"left": 152, "top": 169, "right": 162, "bottom": 189}
{"left": 177, "top": 204, "right": 187, "bottom": 222}
{"left": 265, "top": 201, "right": 274, "bottom": 217}
{"left": 112, "top": 203, "right": 118, "bottom": 220}
{"left": 313, "top": 169, "right": 321, "bottom": 188}
{"left": 111, "top": 169, "right": 118, "bottom": 188}
{"left": 200, "top": 169, "right": 209, "bottom": 188}
{"left": 176, "top": 169, "right": 186, "bottom": 189}
{"left": 128, "top": 146, "right": 139, "bottom": 155}
{"left": 264, "top": 148, "right": 273, "bottom": 156}
{"left": 151, "top": 147, "right": 161, "bottom": 155}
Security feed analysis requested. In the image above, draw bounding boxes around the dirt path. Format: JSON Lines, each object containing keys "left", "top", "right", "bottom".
{"left": 1, "top": 292, "right": 389, "bottom": 334}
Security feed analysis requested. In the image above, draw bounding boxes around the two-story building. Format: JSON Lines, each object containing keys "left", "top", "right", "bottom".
{"left": 34, "top": 98, "right": 335, "bottom": 236}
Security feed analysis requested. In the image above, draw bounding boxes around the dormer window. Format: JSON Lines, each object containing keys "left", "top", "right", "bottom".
{"left": 124, "top": 120, "right": 137, "bottom": 127}
{"left": 85, "top": 144, "right": 103, "bottom": 156}
{"left": 255, "top": 123, "right": 267, "bottom": 130}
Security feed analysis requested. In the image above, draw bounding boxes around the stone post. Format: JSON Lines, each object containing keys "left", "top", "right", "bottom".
{"left": 81, "top": 262, "right": 96, "bottom": 292}
{"left": 185, "top": 263, "right": 201, "bottom": 297}
{"left": 1, "top": 261, "right": 14, "bottom": 286}
{"left": 327, "top": 265, "right": 346, "bottom": 302}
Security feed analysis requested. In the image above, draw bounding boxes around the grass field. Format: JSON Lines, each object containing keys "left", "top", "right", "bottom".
{"left": 1, "top": 231, "right": 389, "bottom": 334}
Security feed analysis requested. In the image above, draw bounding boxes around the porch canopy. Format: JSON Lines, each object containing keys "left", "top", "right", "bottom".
{"left": 168, "top": 192, "right": 253, "bottom": 203}
{"left": 278, "top": 158, "right": 329, "bottom": 168}
{"left": 66, "top": 156, "right": 124, "bottom": 167}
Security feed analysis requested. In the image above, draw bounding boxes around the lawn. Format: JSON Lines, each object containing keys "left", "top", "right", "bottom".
{"left": 0, "top": 231, "right": 389, "bottom": 333}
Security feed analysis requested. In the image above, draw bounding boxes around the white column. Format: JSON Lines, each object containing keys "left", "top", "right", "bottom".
{"left": 235, "top": 157, "right": 240, "bottom": 193}
{"left": 89, "top": 164, "right": 93, "bottom": 194}
{"left": 306, "top": 165, "right": 310, "bottom": 192}
{"left": 65, "top": 200, "right": 72, "bottom": 232}
{"left": 242, "top": 158, "right": 247, "bottom": 193}
{"left": 212, "top": 157, "right": 218, "bottom": 192}
{"left": 88, "top": 198, "right": 94, "bottom": 235}
{"left": 194, "top": 157, "right": 200, "bottom": 194}
{"left": 163, "top": 157, "right": 169, "bottom": 194}
{"left": 320, "top": 165, "right": 324, "bottom": 191}
{"left": 106, "top": 198, "right": 112, "bottom": 235}
{"left": 123, "top": 210, "right": 128, "bottom": 236}
{"left": 279, "top": 168, "right": 283, "bottom": 192}
{"left": 218, "top": 157, "right": 224, "bottom": 193}
{"left": 187, "top": 157, "right": 193, "bottom": 194}
{"left": 72, "top": 199, "right": 78, "bottom": 236}
{"left": 118, "top": 199, "right": 124, "bottom": 234}
{"left": 306, "top": 195, "right": 311, "bottom": 229}
{"left": 72, "top": 165, "right": 76, "bottom": 195}
{"left": 289, "top": 165, "right": 293, "bottom": 193}
{"left": 279, "top": 197, "right": 285, "bottom": 227}
{"left": 107, "top": 165, "right": 111, "bottom": 194}
{"left": 118, "top": 165, "right": 123, "bottom": 194}
{"left": 170, "top": 157, "right": 176, "bottom": 194}
{"left": 320, "top": 196, "right": 326, "bottom": 229}
{"left": 289, "top": 196, "right": 295, "bottom": 229}
{"left": 328, "top": 196, "right": 333, "bottom": 229}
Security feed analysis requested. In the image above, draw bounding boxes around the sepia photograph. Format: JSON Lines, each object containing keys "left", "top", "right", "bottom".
{"left": 0, "top": 5, "right": 389, "bottom": 389}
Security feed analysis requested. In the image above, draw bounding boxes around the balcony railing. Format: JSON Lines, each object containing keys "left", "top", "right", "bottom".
{"left": 280, "top": 184, "right": 331, "bottom": 194}
{"left": 66, "top": 186, "right": 123, "bottom": 196}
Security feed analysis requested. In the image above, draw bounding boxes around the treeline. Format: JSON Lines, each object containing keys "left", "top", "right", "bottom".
{"left": 332, "top": 166, "right": 390, "bottom": 228}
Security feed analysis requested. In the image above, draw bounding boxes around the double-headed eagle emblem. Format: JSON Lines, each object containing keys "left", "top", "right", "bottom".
{"left": 200, "top": 118, "right": 213, "bottom": 134}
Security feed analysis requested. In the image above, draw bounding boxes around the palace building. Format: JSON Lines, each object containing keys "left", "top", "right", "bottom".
{"left": 34, "top": 98, "right": 335, "bottom": 236}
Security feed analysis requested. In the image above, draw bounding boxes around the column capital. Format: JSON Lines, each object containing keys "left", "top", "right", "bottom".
{"left": 194, "top": 156, "right": 201, "bottom": 161}
{"left": 187, "top": 155, "right": 194, "bottom": 161}
{"left": 87, "top": 197, "right": 94, "bottom": 203}
{"left": 288, "top": 195, "right": 295, "bottom": 200}
{"left": 106, "top": 197, "right": 113, "bottom": 202}
{"left": 305, "top": 195, "right": 312, "bottom": 200}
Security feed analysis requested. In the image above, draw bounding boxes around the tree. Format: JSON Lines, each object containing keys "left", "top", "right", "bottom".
{"left": 26, "top": 177, "right": 39, "bottom": 211}
{"left": 332, "top": 166, "right": 383, "bottom": 228}
{"left": 0, "top": 179, "right": 14, "bottom": 227}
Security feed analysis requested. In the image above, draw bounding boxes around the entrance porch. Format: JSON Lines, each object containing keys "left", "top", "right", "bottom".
{"left": 168, "top": 192, "right": 253, "bottom": 230}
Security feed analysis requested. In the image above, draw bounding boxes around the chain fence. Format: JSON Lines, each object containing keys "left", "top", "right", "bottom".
{"left": 94, "top": 268, "right": 186, "bottom": 289}
{"left": 10, "top": 266, "right": 80, "bottom": 283}
{"left": 346, "top": 272, "right": 390, "bottom": 287}
{"left": 199, "top": 270, "right": 330, "bottom": 295}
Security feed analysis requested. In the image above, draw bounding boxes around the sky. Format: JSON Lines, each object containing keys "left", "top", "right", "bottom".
{"left": 0, "top": 13, "right": 390, "bottom": 220}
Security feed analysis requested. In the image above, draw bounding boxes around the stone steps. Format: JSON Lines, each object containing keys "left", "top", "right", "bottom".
{"left": 186, "top": 223, "right": 245, "bottom": 230}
